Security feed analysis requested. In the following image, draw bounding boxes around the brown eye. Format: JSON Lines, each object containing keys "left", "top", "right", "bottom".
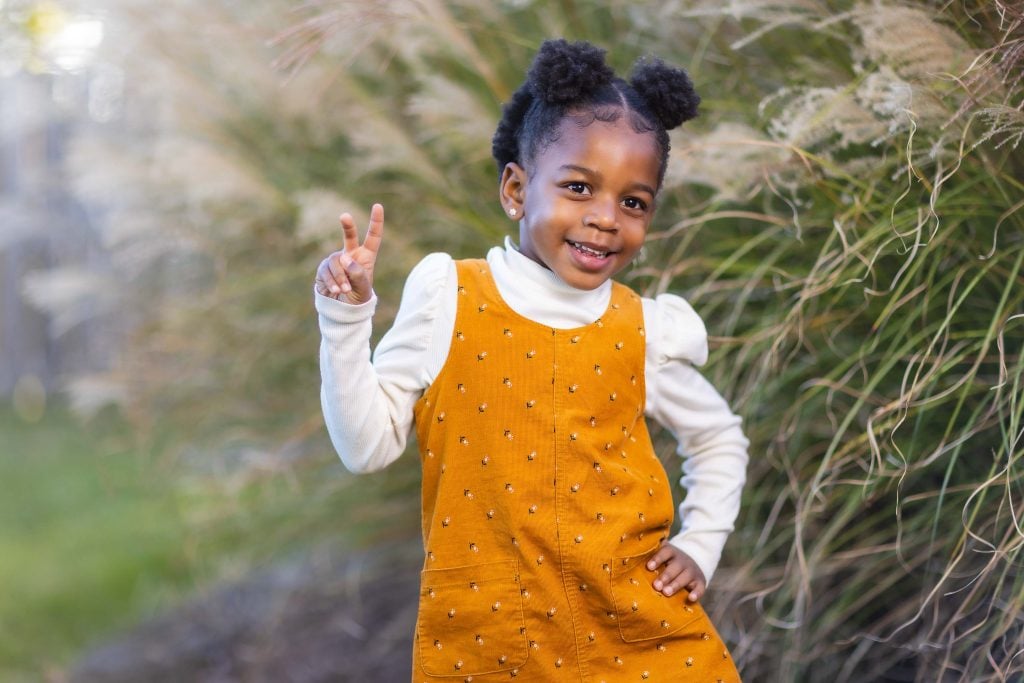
{"left": 565, "top": 181, "right": 590, "bottom": 195}
{"left": 623, "top": 196, "right": 647, "bottom": 211}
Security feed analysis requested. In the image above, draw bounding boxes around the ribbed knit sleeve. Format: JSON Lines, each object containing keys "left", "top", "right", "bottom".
{"left": 316, "top": 252, "right": 454, "bottom": 472}
{"left": 643, "top": 293, "right": 749, "bottom": 583}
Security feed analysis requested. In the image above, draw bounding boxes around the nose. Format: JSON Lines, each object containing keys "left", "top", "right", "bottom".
{"left": 584, "top": 199, "right": 617, "bottom": 232}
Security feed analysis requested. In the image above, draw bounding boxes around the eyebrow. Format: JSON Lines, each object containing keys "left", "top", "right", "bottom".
{"left": 558, "top": 164, "right": 656, "bottom": 197}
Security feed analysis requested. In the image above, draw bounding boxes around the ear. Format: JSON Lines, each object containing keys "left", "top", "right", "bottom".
{"left": 499, "top": 162, "right": 527, "bottom": 220}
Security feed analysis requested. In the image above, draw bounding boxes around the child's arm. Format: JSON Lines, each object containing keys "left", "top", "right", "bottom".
{"left": 641, "top": 294, "right": 750, "bottom": 600}
{"left": 314, "top": 205, "right": 454, "bottom": 473}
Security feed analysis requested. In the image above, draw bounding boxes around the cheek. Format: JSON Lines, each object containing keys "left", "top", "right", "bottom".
{"left": 526, "top": 193, "right": 574, "bottom": 230}
{"left": 625, "top": 226, "right": 648, "bottom": 251}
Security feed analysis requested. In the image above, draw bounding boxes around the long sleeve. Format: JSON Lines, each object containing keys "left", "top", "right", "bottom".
{"left": 317, "top": 242, "right": 748, "bottom": 581}
{"left": 316, "top": 252, "right": 455, "bottom": 472}
{"left": 643, "top": 294, "right": 750, "bottom": 583}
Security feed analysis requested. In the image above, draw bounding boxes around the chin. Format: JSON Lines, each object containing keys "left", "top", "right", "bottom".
{"left": 560, "top": 270, "right": 614, "bottom": 291}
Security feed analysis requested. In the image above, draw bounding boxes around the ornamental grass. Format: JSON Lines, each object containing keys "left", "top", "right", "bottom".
{"left": 44, "top": 1, "right": 1024, "bottom": 680}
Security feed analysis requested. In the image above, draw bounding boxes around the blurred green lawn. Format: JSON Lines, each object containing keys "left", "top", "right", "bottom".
{"left": 0, "top": 407, "right": 420, "bottom": 679}
{"left": 0, "top": 408, "right": 202, "bottom": 677}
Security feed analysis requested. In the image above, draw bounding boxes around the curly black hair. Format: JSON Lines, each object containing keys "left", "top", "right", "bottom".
{"left": 491, "top": 39, "right": 700, "bottom": 189}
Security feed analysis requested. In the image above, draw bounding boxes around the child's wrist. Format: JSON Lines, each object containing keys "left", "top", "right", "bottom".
{"left": 314, "top": 285, "right": 377, "bottom": 320}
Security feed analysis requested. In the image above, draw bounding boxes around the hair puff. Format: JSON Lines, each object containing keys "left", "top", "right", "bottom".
{"left": 528, "top": 38, "right": 615, "bottom": 105}
{"left": 629, "top": 57, "right": 700, "bottom": 130}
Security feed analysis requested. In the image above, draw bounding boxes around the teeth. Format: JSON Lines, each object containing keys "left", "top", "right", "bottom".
{"left": 571, "top": 241, "right": 608, "bottom": 258}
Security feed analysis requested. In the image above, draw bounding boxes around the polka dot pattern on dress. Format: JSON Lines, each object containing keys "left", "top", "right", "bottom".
{"left": 411, "top": 260, "right": 741, "bottom": 682}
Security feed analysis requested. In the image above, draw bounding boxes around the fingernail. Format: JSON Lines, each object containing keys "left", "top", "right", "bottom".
{"left": 664, "top": 587, "right": 673, "bottom": 596}
{"left": 341, "top": 283, "right": 351, "bottom": 293}
{"left": 330, "top": 285, "right": 340, "bottom": 294}
{"left": 653, "top": 581, "right": 661, "bottom": 590}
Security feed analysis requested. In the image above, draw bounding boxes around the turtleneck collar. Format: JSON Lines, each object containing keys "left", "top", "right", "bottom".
{"left": 485, "top": 236, "right": 612, "bottom": 329}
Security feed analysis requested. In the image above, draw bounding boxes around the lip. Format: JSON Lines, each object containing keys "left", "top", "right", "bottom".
{"left": 565, "top": 239, "right": 617, "bottom": 272}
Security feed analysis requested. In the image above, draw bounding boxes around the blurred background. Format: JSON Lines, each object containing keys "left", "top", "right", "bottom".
{"left": 1, "top": 1, "right": 1021, "bottom": 681}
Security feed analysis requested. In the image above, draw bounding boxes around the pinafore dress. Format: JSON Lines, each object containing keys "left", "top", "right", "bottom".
{"left": 411, "top": 259, "right": 740, "bottom": 682}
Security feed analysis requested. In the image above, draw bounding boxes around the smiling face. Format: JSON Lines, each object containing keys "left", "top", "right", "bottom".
{"left": 500, "top": 115, "right": 661, "bottom": 291}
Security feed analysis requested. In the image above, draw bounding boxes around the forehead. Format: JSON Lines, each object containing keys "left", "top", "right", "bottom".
{"left": 535, "top": 116, "right": 661, "bottom": 185}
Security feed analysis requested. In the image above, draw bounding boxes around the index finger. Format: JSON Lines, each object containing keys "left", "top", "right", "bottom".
{"left": 362, "top": 203, "right": 384, "bottom": 255}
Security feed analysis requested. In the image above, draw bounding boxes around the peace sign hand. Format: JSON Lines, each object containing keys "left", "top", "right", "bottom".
{"left": 315, "top": 203, "right": 384, "bottom": 305}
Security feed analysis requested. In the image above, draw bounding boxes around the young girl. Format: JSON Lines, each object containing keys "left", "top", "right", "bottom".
{"left": 315, "top": 39, "right": 748, "bottom": 682}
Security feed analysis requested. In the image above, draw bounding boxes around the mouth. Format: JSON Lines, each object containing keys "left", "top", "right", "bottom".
{"left": 567, "top": 240, "right": 614, "bottom": 259}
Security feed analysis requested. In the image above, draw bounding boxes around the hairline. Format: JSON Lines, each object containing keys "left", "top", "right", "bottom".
{"left": 519, "top": 106, "right": 665, "bottom": 189}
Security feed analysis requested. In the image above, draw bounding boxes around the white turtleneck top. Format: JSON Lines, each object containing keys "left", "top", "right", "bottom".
{"left": 315, "top": 238, "right": 748, "bottom": 582}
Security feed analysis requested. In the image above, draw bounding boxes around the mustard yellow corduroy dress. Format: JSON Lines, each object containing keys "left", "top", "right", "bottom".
{"left": 411, "top": 260, "right": 740, "bottom": 682}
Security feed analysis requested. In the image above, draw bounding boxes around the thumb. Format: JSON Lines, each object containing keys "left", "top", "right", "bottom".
{"left": 339, "top": 252, "right": 372, "bottom": 304}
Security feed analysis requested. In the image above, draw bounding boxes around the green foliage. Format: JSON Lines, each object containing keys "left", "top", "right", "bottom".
{"left": 51, "top": 0, "right": 1024, "bottom": 680}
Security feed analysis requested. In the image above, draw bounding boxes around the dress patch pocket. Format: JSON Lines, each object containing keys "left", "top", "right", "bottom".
{"left": 609, "top": 548, "right": 706, "bottom": 643}
{"left": 417, "top": 559, "right": 529, "bottom": 676}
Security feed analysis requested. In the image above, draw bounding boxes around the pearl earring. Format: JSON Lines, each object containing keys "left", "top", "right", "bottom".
{"left": 508, "top": 208, "right": 517, "bottom": 217}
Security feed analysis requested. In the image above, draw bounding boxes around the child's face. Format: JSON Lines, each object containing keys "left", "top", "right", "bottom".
{"left": 504, "top": 116, "right": 660, "bottom": 291}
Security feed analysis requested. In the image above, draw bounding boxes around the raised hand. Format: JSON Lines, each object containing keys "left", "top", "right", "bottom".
{"left": 315, "top": 203, "right": 384, "bottom": 305}
{"left": 647, "top": 543, "right": 707, "bottom": 602}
